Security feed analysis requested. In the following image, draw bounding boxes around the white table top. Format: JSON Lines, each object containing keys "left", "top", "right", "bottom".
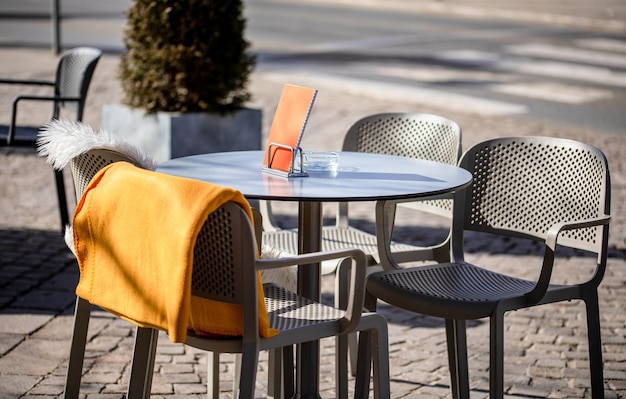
{"left": 157, "top": 150, "right": 472, "bottom": 201}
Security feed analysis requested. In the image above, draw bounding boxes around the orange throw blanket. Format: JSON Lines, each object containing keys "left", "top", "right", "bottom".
{"left": 73, "top": 162, "right": 277, "bottom": 343}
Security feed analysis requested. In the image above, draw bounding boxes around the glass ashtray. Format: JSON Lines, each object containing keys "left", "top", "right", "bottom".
{"left": 302, "top": 151, "right": 339, "bottom": 172}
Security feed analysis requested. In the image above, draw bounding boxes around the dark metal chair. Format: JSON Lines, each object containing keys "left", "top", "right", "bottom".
{"left": 1, "top": 47, "right": 102, "bottom": 230}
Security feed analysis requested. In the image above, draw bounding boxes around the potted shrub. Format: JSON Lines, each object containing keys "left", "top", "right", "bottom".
{"left": 103, "top": 0, "right": 262, "bottom": 162}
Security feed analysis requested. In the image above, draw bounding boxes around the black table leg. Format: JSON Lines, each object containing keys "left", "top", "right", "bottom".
{"left": 295, "top": 201, "right": 323, "bottom": 398}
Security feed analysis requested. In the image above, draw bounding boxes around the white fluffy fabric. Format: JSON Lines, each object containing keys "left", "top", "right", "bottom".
{"left": 37, "top": 119, "right": 158, "bottom": 171}
{"left": 260, "top": 245, "right": 298, "bottom": 292}
{"left": 64, "top": 226, "right": 76, "bottom": 257}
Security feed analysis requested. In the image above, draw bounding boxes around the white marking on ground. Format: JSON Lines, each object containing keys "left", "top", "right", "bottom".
{"left": 258, "top": 70, "right": 527, "bottom": 116}
{"left": 506, "top": 42, "right": 626, "bottom": 69}
{"left": 491, "top": 82, "right": 614, "bottom": 104}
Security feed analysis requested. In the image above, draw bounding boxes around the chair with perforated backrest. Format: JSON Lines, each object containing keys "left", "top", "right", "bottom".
{"left": 115, "top": 197, "right": 390, "bottom": 399}
{"left": 65, "top": 149, "right": 150, "bottom": 398}
{"left": 1, "top": 47, "right": 102, "bottom": 230}
{"left": 261, "top": 112, "right": 462, "bottom": 273}
{"left": 261, "top": 112, "right": 462, "bottom": 379}
{"left": 65, "top": 152, "right": 276, "bottom": 399}
{"left": 364, "top": 136, "right": 611, "bottom": 399}
{"left": 38, "top": 120, "right": 298, "bottom": 399}
{"left": 36, "top": 120, "right": 155, "bottom": 398}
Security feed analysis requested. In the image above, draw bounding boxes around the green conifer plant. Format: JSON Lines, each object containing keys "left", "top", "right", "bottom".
{"left": 119, "top": 0, "right": 255, "bottom": 114}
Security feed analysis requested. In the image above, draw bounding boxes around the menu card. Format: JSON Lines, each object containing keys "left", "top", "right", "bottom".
{"left": 263, "top": 84, "right": 318, "bottom": 173}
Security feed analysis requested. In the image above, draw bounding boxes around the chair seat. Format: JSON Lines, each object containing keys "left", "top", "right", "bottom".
{"left": 0, "top": 124, "right": 39, "bottom": 146}
{"left": 263, "top": 226, "right": 420, "bottom": 274}
{"left": 265, "top": 283, "right": 345, "bottom": 335}
{"left": 367, "top": 263, "right": 540, "bottom": 319}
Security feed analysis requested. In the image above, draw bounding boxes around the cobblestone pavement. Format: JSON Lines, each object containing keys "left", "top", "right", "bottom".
{"left": 1, "top": 1, "right": 625, "bottom": 398}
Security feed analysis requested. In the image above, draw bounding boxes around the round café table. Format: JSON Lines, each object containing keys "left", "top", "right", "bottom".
{"left": 158, "top": 150, "right": 473, "bottom": 398}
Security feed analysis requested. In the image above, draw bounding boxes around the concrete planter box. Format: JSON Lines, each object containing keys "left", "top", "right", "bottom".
{"left": 103, "top": 103, "right": 262, "bottom": 163}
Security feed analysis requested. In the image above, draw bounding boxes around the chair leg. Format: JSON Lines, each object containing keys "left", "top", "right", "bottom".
{"left": 370, "top": 318, "right": 391, "bottom": 399}
{"left": 207, "top": 352, "right": 221, "bottom": 398}
{"left": 267, "top": 346, "right": 294, "bottom": 399}
{"left": 354, "top": 330, "right": 373, "bottom": 398}
{"left": 335, "top": 334, "right": 349, "bottom": 399}
{"left": 282, "top": 345, "right": 294, "bottom": 398}
{"left": 63, "top": 297, "right": 91, "bottom": 398}
{"left": 445, "top": 319, "right": 470, "bottom": 399}
{"left": 238, "top": 346, "right": 260, "bottom": 399}
{"left": 335, "top": 257, "right": 359, "bottom": 376}
{"left": 354, "top": 316, "right": 391, "bottom": 399}
{"left": 127, "top": 327, "right": 159, "bottom": 399}
{"left": 268, "top": 348, "right": 283, "bottom": 399}
{"left": 584, "top": 293, "right": 605, "bottom": 399}
{"left": 53, "top": 169, "right": 70, "bottom": 231}
{"left": 489, "top": 313, "right": 505, "bottom": 399}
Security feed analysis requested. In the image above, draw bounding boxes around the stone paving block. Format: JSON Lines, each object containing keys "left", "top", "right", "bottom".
{"left": 0, "top": 338, "right": 66, "bottom": 375}
{"left": 173, "top": 382, "right": 206, "bottom": 395}
{"left": 161, "top": 362, "right": 196, "bottom": 374}
{"left": 0, "top": 375, "right": 41, "bottom": 397}
{"left": 0, "top": 311, "right": 53, "bottom": 334}
{"left": 0, "top": 333, "right": 24, "bottom": 356}
{"left": 27, "top": 381, "right": 65, "bottom": 396}
{"left": 31, "top": 314, "right": 74, "bottom": 340}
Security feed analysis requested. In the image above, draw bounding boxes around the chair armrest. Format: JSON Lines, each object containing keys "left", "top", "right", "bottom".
{"left": 0, "top": 78, "right": 55, "bottom": 86}
{"left": 375, "top": 196, "right": 453, "bottom": 270}
{"left": 526, "top": 215, "right": 611, "bottom": 304}
{"left": 256, "top": 248, "right": 367, "bottom": 333}
{"left": 7, "top": 95, "right": 81, "bottom": 145}
{"left": 545, "top": 215, "right": 611, "bottom": 251}
{"left": 13, "top": 94, "right": 81, "bottom": 103}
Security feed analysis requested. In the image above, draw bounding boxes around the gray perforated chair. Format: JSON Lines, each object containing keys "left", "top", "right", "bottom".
{"left": 261, "top": 112, "right": 462, "bottom": 273}
{"left": 1, "top": 47, "right": 102, "bottom": 230}
{"left": 63, "top": 154, "right": 274, "bottom": 398}
{"left": 122, "top": 201, "right": 390, "bottom": 399}
{"left": 67, "top": 149, "right": 150, "bottom": 398}
{"left": 262, "top": 112, "right": 462, "bottom": 379}
{"left": 364, "top": 136, "right": 611, "bottom": 399}
{"left": 37, "top": 120, "right": 156, "bottom": 398}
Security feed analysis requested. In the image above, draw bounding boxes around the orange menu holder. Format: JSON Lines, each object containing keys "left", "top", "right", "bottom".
{"left": 262, "top": 84, "right": 318, "bottom": 177}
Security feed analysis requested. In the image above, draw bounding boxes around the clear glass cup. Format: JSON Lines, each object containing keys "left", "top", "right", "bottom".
{"left": 302, "top": 151, "right": 339, "bottom": 172}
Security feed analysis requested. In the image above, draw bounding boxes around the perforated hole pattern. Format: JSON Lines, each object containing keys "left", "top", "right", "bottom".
{"left": 354, "top": 116, "right": 459, "bottom": 163}
{"left": 72, "top": 151, "right": 240, "bottom": 303}
{"left": 353, "top": 114, "right": 460, "bottom": 212}
{"left": 70, "top": 150, "right": 137, "bottom": 197}
{"left": 57, "top": 48, "right": 100, "bottom": 112}
{"left": 466, "top": 139, "right": 606, "bottom": 245}
{"left": 191, "top": 207, "right": 239, "bottom": 303}
{"left": 71, "top": 152, "right": 118, "bottom": 196}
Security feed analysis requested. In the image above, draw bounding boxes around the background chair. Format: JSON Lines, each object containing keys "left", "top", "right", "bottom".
{"left": 261, "top": 112, "right": 462, "bottom": 274}
{"left": 365, "top": 136, "right": 611, "bottom": 399}
{"left": 262, "top": 112, "right": 462, "bottom": 378}
{"left": 1, "top": 47, "right": 102, "bottom": 230}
